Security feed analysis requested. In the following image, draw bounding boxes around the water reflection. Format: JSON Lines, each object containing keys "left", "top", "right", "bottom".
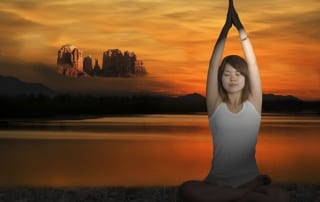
{"left": 0, "top": 115, "right": 319, "bottom": 187}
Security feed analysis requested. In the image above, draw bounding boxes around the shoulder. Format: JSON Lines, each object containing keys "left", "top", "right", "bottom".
{"left": 246, "top": 98, "right": 261, "bottom": 115}
{"left": 207, "top": 96, "right": 223, "bottom": 118}
{"left": 208, "top": 98, "right": 224, "bottom": 118}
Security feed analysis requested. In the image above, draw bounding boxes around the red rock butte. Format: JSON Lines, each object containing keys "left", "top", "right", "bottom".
{"left": 57, "top": 45, "right": 147, "bottom": 77}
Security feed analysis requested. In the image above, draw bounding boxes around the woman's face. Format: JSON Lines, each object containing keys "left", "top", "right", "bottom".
{"left": 222, "top": 64, "right": 245, "bottom": 94}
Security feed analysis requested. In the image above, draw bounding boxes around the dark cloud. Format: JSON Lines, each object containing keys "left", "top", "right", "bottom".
{"left": 0, "top": 0, "right": 40, "bottom": 9}
{"left": 163, "top": 11, "right": 205, "bottom": 22}
{"left": 0, "top": 10, "right": 39, "bottom": 27}
{"left": 286, "top": 11, "right": 320, "bottom": 39}
{"left": 251, "top": 10, "right": 320, "bottom": 40}
{"left": 0, "top": 10, "right": 42, "bottom": 53}
{"left": 0, "top": 36, "right": 20, "bottom": 48}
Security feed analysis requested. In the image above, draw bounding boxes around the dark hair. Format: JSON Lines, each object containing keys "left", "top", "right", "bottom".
{"left": 218, "top": 55, "right": 250, "bottom": 103}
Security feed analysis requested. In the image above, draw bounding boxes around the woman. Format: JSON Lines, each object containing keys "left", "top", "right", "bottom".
{"left": 178, "top": 1, "right": 290, "bottom": 202}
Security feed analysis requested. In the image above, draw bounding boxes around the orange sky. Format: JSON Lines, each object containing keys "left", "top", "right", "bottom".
{"left": 0, "top": 0, "right": 319, "bottom": 100}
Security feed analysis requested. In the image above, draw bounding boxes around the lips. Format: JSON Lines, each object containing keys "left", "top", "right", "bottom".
{"left": 229, "top": 83, "right": 238, "bottom": 87}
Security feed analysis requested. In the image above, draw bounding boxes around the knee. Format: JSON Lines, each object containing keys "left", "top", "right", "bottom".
{"left": 272, "top": 186, "right": 291, "bottom": 202}
{"left": 278, "top": 189, "right": 291, "bottom": 202}
{"left": 178, "top": 180, "right": 198, "bottom": 202}
{"left": 266, "top": 185, "right": 291, "bottom": 202}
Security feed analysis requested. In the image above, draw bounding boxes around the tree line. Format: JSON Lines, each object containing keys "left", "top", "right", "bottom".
{"left": 0, "top": 94, "right": 319, "bottom": 118}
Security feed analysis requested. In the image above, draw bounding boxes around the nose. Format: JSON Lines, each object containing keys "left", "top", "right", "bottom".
{"left": 230, "top": 75, "right": 237, "bottom": 81}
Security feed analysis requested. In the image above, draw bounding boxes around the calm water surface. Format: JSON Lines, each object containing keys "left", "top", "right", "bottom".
{"left": 0, "top": 114, "right": 319, "bottom": 187}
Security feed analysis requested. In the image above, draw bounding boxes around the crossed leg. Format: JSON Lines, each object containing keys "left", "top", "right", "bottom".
{"left": 236, "top": 185, "right": 291, "bottom": 202}
{"left": 178, "top": 180, "right": 247, "bottom": 202}
{"left": 178, "top": 175, "right": 291, "bottom": 202}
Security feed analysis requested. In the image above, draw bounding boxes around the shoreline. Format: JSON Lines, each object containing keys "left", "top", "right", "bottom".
{"left": 0, "top": 184, "right": 319, "bottom": 202}
{"left": 0, "top": 112, "right": 319, "bottom": 122}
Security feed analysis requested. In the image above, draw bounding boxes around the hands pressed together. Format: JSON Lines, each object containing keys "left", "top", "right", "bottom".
{"left": 216, "top": 0, "right": 249, "bottom": 50}
{"left": 224, "top": 0, "right": 244, "bottom": 32}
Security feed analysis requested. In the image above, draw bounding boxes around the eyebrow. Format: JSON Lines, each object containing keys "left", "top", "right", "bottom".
{"left": 225, "top": 69, "right": 241, "bottom": 73}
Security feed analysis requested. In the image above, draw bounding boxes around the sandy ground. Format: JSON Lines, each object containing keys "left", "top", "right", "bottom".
{"left": 0, "top": 184, "right": 319, "bottom": 202}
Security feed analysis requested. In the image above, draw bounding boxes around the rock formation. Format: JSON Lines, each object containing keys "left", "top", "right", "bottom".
{"left": 83, "top": 56, "right": 93, "bottom": 75}
{"left": 57, "top": 44, "right": 89, "bottom": 77}
{"left": 57, "top": 45, "right": 147, "bottom": 77}
{"left": 93, "top": 59, "right": 101, "bottom": 76}
{"left": 101, "top": 49, "right": 147, "bottom": 77}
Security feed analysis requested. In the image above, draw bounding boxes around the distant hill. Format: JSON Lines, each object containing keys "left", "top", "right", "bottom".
{"left": 263, "top": 93, "right": 302, "bottom": 102}
{"left": 0, "top": 76, "right": 318, "bottom": 117}
{"left": 177, "top": 93, "right": 319, "bottom": 114}
{"left": 0, "top": 75, "right": 55, "bottom": 96}
{"left": 261, "top": 94, "right": 318, "bottom": 114}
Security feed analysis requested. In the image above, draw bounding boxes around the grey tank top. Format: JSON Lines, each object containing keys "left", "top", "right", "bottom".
{"left": 205, "top": 100, "right": 261, "bottom": 188}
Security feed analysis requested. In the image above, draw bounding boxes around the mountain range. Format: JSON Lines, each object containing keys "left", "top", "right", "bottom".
{"left": 0, "top": 75, "right": 318, "bottom": 116}
{"left": 0, "top": 75, "right": 55, "bottom": 96}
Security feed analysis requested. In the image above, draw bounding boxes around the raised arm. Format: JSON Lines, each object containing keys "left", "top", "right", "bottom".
{"left": 231, "top": 0, "right": 262, "bottom": 114}
{"left": 206, "top": 1, "right": 232, "bottom": 117}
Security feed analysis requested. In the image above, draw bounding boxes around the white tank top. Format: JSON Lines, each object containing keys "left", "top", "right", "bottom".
{"left": 205, "top": 100, "right": 260, "bottom": 188}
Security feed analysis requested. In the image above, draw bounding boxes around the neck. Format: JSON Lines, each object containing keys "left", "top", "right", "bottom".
{"left": 227, "top": 92, "right": 242, "bottom": 105}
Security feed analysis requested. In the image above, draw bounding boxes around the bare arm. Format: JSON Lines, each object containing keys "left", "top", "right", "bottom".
{"left": 239, "top": 29, "right": 262, "bottom": 113}
{"left": 206, "top": 1, "right": 232, "bottom": 117}
{"left": 231, "top": 1, "right": 262, "bottom": 113}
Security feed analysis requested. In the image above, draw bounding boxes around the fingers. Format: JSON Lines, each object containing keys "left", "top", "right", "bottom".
{"left": 230, "top": 0, "right": 240, "bottom": 18}
{"left": 229, "top": 0, "right": 234, "bottom": 9}
{"left": 224, "top": 0, "right": 233, "bottom": 29}
{"left": 227, "top": 0, "right": 232, "bottom": 15}
{"left": 227, "top": 6, "right": 232, "bottom": 18}
{"left": 228, "top": 0, "right": 235, "bottom": 17}
{"left": 230, "top": 3, "right": 244, "bottom": 30}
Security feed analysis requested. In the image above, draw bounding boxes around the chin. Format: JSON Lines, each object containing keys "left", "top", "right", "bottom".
{"left": 226, "top": 89, "right": 243, "bottom": 94}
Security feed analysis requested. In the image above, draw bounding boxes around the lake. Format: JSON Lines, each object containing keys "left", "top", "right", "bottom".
{"left": 0, "top": 114, "right": 319, "bottom": 187}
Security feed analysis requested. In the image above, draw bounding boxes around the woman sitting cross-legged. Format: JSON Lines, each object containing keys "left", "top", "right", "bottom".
{"left": 178, "top": 1, "right": 291, "bottom": 202}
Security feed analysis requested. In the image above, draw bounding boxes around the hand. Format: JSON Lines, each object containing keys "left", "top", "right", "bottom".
{"left": 224, "top": 0, "right": 233, "bottom": 30}
{"left": 230, "top": 0, "right": 244, "bottom": 30}
{"left": 220, "top": 0, "right": 232, "bottom": 38}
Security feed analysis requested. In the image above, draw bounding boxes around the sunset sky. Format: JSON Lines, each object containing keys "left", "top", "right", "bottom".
{"left": 0, "top": 0, "right": 319, "bottom": 100}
